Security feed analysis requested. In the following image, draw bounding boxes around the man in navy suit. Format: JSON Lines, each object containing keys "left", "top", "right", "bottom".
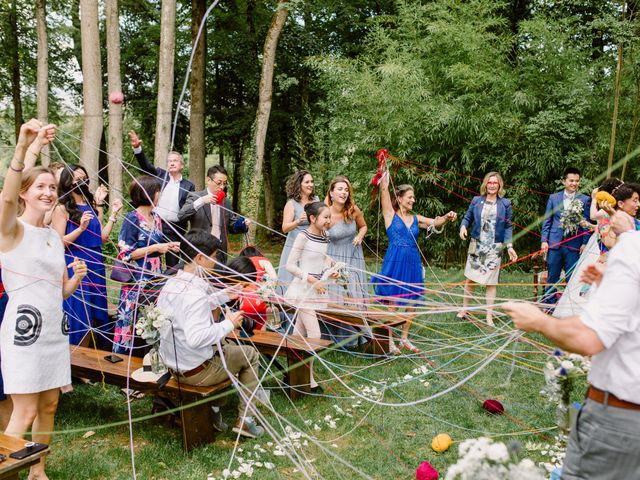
{"left": 541, "top": 167, "right": 592, "bottom": 306}
{"left": 129, "top": 131, "right": 196, "bottom": 270}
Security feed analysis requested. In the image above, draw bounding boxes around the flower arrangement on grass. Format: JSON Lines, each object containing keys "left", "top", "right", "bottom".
{"left": 445, "top": 437, "right": 546, "bottom": 480}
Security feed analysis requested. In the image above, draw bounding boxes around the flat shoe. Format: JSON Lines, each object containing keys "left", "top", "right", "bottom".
{"left": 399, "top": 340, "right": 421, "bottom": 353}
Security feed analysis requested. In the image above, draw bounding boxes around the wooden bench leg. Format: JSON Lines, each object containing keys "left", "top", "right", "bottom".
{"left": 179, "top": 396, "right": 216, "bottom": 452}
{"left": 286, "top": 350, "right": 311, "bottom": 400}
{"left": 368, "top": 326, "right": 391, "bottom": 355}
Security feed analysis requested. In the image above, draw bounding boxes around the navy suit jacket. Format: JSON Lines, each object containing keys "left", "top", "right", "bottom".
{"left": 461, "top": 196, "right": 513, "bottom": 244}
{"left": 541, "top": 191, "right": 591, "bottom": 250}
{"left": 134, "top": 148, "right": 195, "bottom": 215}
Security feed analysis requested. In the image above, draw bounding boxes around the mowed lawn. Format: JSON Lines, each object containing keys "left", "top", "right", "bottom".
{"left": 47, "top": 266, "right": 581, "bottom": 479}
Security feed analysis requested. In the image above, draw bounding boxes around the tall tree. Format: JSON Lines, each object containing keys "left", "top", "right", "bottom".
{"left": 105, "top": 0, "right": 123, "bottom": 201}
{"left": 7, "top": 0, "right": 23, "bottom": 140}
{"left": 246, "top": 0, "right": 289, "bottom": 239}
{"left": 155, "top": 0, "right": 176, "bottom": 167}
{"left": 189, "top": 0, "right": 206, "bottom": 189}
{"left": 79, "top": 0, "right": 103, "bottom": 186}
{"left": 35, "top": 0, "right": 49, "bottom": 165}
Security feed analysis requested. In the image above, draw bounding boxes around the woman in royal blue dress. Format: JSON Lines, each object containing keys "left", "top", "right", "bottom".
{"left": 51, "top": 165, "right": 123, "bottom": 347}
{"left": 113, "top": 176, "right": 180, "bottom": 354}
{"left": 372, "top": 173, "right": 456, "bottom": 354}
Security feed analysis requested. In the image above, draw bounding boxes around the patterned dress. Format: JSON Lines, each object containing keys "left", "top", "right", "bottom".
{"left": 464, "top": 200, "right": 502, "bottom": 286}
{"left": 0, "top": 222, "right": 70, "bottom": 393}
{"left": 113, "top": 210, "right": 164, "bottom": 354}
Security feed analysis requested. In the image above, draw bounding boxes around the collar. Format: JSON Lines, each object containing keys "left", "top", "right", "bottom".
{"left": 176, "top": 268, "right": 210, "bottom": 290}
{"left": 167, "top": 174, "right": 183, "bottom": 184}
{"left": 563, "top": 190, "right": 575, "bottom": 198}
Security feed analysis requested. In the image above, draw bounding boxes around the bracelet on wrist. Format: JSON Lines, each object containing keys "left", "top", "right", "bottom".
{"left": 9, "top": 164, "right": 24, "bottom": 173}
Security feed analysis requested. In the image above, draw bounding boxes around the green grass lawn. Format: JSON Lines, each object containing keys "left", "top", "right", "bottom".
{"left": 46, "top": 267, "right": 582, "bottom": 479}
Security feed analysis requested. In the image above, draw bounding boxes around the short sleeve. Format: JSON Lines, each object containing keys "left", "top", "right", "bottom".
{"left": 118, "top": 212, "right": 140, "bottom": 262}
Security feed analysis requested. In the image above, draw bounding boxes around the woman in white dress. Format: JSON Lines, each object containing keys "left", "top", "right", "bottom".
{"left": 285, "top": 201, "right": 337, "bottom": 393}
{"left": 0, "top": 120, "right": 87, "bottom": 480}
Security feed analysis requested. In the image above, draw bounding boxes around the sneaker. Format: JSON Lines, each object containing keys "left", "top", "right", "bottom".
{"left": 211, "top": 406, "right": 228, "bottom": 432}
{"left": 232, "top": 418, "right": 265, "bottom": 439}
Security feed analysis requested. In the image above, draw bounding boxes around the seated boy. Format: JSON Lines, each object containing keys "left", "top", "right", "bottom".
{"left": 157, "top": 229, "right": 264, "bottom": 438}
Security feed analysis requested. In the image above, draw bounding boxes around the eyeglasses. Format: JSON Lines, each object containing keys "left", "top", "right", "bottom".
{"left": 209, "top": 178, "right": 227, "bottom": 187}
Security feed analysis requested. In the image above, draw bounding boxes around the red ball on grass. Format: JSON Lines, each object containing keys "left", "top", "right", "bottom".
{"left": 483, "top": 399, "right": 505, "bottom": 415}
{"left": 416, "top": 461, "right": 439, "bottom": 480}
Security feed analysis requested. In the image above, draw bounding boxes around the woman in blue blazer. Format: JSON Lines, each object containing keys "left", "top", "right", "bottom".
{"left": 458, "top": 172, "right": 518, "bottom": 325}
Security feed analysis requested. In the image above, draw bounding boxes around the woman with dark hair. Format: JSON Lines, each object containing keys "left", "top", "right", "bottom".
{"left": 553, "top": 178, "right": 634, "bottom": 318}
{"left": 285, "top": 201, "right": 337, "bottom": 392}
{"left": 238, "top": 246, "right": 278, "bottom": 331}
{"left": 371, "top": 174, "right": 456, "bottom": 354}
{"left": 277, "top": 170, "right": 318, "bottom": 294}
{"left": 51, "top": 164, "right": 122, "bottom": 346}
{"left": 458, "top": 172, "right": 517, "bottom": 326}
{"left": 113, "top": 176, "right": 180, "bottom": 354}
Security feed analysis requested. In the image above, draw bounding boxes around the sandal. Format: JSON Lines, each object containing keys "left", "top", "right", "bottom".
{"left": 399, "top": 339, "right": 421, "bottom": 353}
{"left": 388, "top": 343, "right": 401, "bottom": 356}
{"left": 121, "top": 388, "right": 145, "bottom": 400}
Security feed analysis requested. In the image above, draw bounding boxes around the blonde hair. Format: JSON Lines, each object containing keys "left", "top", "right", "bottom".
{"left": 327, "top": 176, "right": 357, "bottom": 221}
{"left": 392, "top": 184, "right": 414, "bottom": 211}
{"left": 18, "top": 167, "right": 56, "bottom": 215}
{"left": 479, "top": 172, "right": 505, "bottom": 197}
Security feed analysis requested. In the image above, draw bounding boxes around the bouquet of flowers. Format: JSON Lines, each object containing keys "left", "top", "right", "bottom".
{"left": 255, "top": 273, "right": 278, "bottom": 302}
{"left": 542, "top": 349, "right": 590, "bottom": 406}
{"left": 560, "top": 199, "right": 584, "bottom": 236}
{"left": 136, "top": 305, "right": 169, "bottom": 346}
{"left": 445, "top": 437, "right": 545, "bottom": 480}
{"left": 322, "top": 262, "right": 351, "bottom": 290}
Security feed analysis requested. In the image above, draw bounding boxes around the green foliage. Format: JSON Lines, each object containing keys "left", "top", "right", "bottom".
{"left": 310, "top": 0, "right": 640, "bottom": 260}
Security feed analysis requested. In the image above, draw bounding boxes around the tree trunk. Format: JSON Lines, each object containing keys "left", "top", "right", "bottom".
{"left": 35, "top": 0, "right": 49, "bottom": 165}
{"left": 155, "top": 0, "right": 176, "bottom": 168}
{"left": 232, "top": 140, "right": 244, "bottom": 212}
{"left": 263, "top": 145, "right": 276, "bottom": 231}
{"left": 189, "top": 0, "right": 206, "bottom": 190}
{"left": 105, "top": 0, "right": 123, "bottom": 201}
{"left": 8, "top": 0, "right": 23, "bottom": 141}
{"left": 79, "top": 0, "right": 103, "bottom": 187}
{"left": 607, "top": 42, "right": 624, "bottom": 178}
{"left": 246, "top": 0, "right": 289, "bottom": 241}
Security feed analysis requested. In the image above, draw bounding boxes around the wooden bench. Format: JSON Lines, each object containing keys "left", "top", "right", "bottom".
{"left": 70, "top": 346, "right": 232, "bottom": 452}
{"left": 0, "top": 433, "right": 49, "bottom": 480}
{"left": 316, "top": 305, "right": 410, "bottom": 355}
{"left": 227, "top": 330, "right": 332, "bottom": 400}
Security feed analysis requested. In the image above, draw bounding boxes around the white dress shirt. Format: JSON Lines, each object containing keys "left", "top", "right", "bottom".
{"left": 158, "top": 269, "right": 234, "bottom": 372}
{"left": 155, "top": 176, "right": 182, "bottom": 223}
{"left": 580, "top": 231, "right": 640, "bottom": 402}
{"left": 192, "top": 188, "right": 222, "bottom": 239}
{"left": 563, "top": 190, "right": 575, "bottom": 210}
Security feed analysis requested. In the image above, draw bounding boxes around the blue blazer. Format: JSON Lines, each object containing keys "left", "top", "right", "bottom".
{"left": 461, "top": 196, "right": 513, "bottom": 244}
{"left": 541, "top": 191, "right": 591, "bottom": 249}
{"left": 134, "top": 148, "right": 196, "bottom": 211}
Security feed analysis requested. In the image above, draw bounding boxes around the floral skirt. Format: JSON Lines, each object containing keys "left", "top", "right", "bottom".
{"left": 464, "top": 239, "right": 502, "bottom": 286}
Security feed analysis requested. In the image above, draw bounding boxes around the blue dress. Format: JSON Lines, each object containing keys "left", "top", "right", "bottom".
{"left": 113, "top": 210, "right": 164, "bottom": 354}
{"left": 372, "top": 214, "right": 424, "bottom": 304}
{"left": 63, "top": 204, "right": 109, "bottom": 346}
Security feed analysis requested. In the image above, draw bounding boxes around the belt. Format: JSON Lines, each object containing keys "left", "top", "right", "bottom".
{"left": 171, "top": 359, "right": 211, "bottom": 378}
{"left": 587, "top": 386, "right": 640, "bottom": 411}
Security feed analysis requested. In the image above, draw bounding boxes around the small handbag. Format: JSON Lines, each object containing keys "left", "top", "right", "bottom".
{"left": 110, "top": 259, "right": 135, "bottom": 283}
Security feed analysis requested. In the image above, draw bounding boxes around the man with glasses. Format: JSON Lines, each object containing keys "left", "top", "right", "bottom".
{"left": 178, "top": 165, "right": 248, "bottom": 264}
{"left": 128, "top": 131, "right": 195, "bottom": 270}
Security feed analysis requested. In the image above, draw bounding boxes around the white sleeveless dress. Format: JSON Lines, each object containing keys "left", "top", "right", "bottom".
{"left": 0, "top": 221, "right": 70, "bottom": 393}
